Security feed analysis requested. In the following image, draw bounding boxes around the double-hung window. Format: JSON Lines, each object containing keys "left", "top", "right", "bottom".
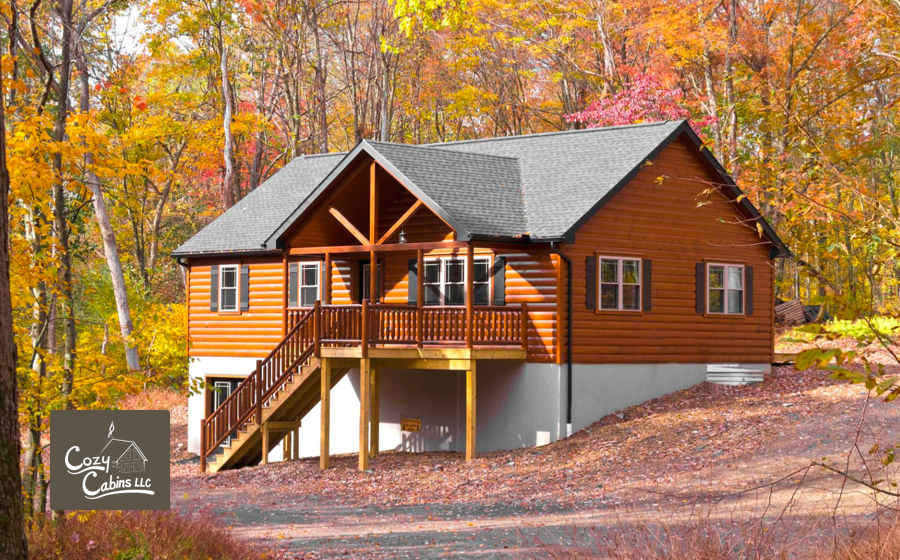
{"left": 219, "top": 264, "right": 239, "bottom": 312}
{"left": 423, "top": 257, "right": 491, "bottom": 306}
{"left": 299, "top": 262, "right": 320, "bottom": 307}
{"left": 598, "top": 257, "right": 641, "bottom": 311}
{"left": 707, "top": 263, "right": 744, "bottom": 314}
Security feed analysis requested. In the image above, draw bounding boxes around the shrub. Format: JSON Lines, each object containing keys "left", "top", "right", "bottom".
{"left": 28, "top": 510, "right": 268, "bottom": 560}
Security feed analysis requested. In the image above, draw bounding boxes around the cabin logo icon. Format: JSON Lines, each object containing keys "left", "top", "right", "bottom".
{"left": 99, "top": 421, "right": 149, "bottom": 474}
{"left": 50, "top": 410, "right": 170, "bottom": 510}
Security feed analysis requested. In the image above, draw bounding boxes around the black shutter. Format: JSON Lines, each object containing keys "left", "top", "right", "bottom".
{"left": 407, "top": 259, "right": 417, "bottom": 305}
{"left": 696, "top": 263, "right": 705, "bottom": 314}
{"left": 210, "top": 265, "right": 219, "bottom": 312}
{"left": 288, "top": 263, "right": 298, "bottom": 308}
{"left": 745, "top": 266, "right": 754, "bottom": 315}
{"left": 240, "top": 264, "right": 250, "bottom": 312}
{"left": 642, "top": 259, "right": 652, "bottom": 312}
{"left": 586, "top": 256, "right": 597, "bottom": 310}
{"left": 492, "top": 257, "right": 506, "bottom": 306}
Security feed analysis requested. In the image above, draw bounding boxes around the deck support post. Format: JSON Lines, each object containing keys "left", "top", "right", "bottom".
{"left": 284, "top": 430, "right": 292, "bottom": 462}
{"left": 359, "top": 358, "right": 371, "bottom": 471}
{"left": 466, "top": 243, "right": 474, "bottom": 349}
{"left": 466, "top": 361, "right": 477, "bottom": 461}
{"left": 370, "top": 367, "right": 379, "bottom": 457}
{"left": 261, "top": 423, "right": 269, "bottom": 465}
{"left": 416, "top": 249, "right": 424, "bottom": 347}
{"left": 320, "top": 358, "right": 331, "bottom": 470}
{"left": 293, "top": 428, "right": 299, "bottom": 461}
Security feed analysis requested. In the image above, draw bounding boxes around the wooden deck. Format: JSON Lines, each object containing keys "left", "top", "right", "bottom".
{"left": 200, "top": 301, "right": 527, "bottom": 473}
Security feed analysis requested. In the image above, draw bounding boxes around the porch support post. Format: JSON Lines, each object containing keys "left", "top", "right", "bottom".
{"left": 293, "top": 428, "right": 299, "bottom": 461}
{"left": 261, "top": 422, "right": 269, "bottom": 465}
{"left": 324, "top": 252, "right": 332, "bottom": 304}
{"left": 416, "top": 248, "right": 424, "bottom": 347}
{"left": 466, "top": 361, "right": 477, "bottom": 461}
{"left": 370, "top": 367, "right": 379, "bottom": 457}
{"left": 359, "top": 358, "right": 371, "bottom": 471}
{"left": 466, "top": 243, "right": 474, "bottom": 349}
{"left": 369, "top": 163, "right": 378, "bottom": 244}
{"left": 370, "top": 249, "right": 378, "bottom": 302}
{"left": 320, "top": 358, "right": 331, "bottom": 470}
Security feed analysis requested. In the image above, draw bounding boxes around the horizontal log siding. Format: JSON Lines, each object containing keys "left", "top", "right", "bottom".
{"left": 566, "top": 140, "right": 774, "bottom": 364}
{"left": 187, "top": 257, "right": 285, "bottom": 357}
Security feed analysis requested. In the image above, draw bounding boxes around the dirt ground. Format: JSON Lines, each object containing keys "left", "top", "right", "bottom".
{"left": 166, "top": 359, "right": 900, "bottom": 559}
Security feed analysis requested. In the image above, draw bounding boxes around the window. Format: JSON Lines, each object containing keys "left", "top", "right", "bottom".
{"left": 299, "top": 262, "right": 320, "bottom": 307}
{"left": 133, "top": 462, "right": 144, "bottom": 473}
{"left": 361, "top": 263, "right": 382, "bottom": 301}
{"left": 598, "top": 257, "right": 641, "bottom": 311}
{"left": 219, "top": 265, "right": 239, "bottom": 312}
{"left": 422, "top": 257, "right": 491, "bottom": 306}
{"left": 707, "top": 263, "right": 744, "bottom": 314}
{"left": 120, "top": 463, "right": 130, "bottom": 474}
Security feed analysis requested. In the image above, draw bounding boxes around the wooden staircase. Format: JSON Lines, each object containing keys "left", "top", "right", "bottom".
{"left": 200, "top": 308, "right": 348, "bottom": 473}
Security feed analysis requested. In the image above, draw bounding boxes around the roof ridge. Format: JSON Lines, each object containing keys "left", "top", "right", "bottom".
{"left": 365, "top": 139, "right": 522, "bottom": 161}
{"left": 425, "top": 120, "right": 682, "bottom": 147}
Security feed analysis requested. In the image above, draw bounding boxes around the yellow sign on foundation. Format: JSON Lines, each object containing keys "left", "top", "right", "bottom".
{"left": 401, "top": 417, "right": 421, "bottom": 432}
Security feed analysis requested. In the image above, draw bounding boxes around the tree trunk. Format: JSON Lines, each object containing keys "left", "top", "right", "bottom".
{"left": 75, "top": 50, "right": 141, "bottom": 371}
{"left": 723, "top": 0, "right": 739, "bottom": 174}
{"left": 0, "top": 19, "right": 28, "bottom": 554}
{"left": 52, "top": 0, "right": 76, "bottom": 407}
{"left": 221, "top": 44, "right": 236, "bottom": 209}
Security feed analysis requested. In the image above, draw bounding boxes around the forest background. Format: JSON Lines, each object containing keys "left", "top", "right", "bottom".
{"left": 4, "top": 0, "right": 899, "bottom": 519}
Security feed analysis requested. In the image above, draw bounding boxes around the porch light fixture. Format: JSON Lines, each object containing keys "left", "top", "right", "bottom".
{"left": 398, "top": 227, "right": 407, "bottom": 244}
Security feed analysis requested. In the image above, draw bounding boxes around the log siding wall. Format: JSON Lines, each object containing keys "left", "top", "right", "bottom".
{"left": 563, "top": 140, "right": 774, "bottom": 364}
{"left": 188, "top": 256, "right": 286, "bottom": 358}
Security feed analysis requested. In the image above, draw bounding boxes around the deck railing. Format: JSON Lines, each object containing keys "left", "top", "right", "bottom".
{"left": 200, "top": 301, "right": 527, "bottom": 471}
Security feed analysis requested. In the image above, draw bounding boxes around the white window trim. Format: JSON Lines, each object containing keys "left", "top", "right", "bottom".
{"left": 218, "top": 264, "right": 240, "bottom": 312}
{"left": 706, "top": 262, "right": 745, "bottom": 315}
{"left": 423, "top": 255, "right": 492, "bottom": 306}
{"left": 597, "top": 256, "right": 642, "bottom": 312}
{"left": 298, "top": 261, "right": 321, "bottom": 308}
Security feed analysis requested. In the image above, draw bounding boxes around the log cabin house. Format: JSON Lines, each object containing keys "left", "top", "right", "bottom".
{"left": 174, "top": 120, "right": 787, "bottom": 473}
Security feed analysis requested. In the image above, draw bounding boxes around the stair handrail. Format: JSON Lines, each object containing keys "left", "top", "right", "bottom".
{"left": 201, "top": 307, "right": 316, "bottom": 470}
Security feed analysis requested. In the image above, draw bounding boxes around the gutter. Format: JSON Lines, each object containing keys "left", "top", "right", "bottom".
{"left": 550, "top": 242, "right": 573, "bottom": 429}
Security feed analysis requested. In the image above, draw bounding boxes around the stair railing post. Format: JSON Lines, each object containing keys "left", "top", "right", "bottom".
{"left": 314, "top": 300, "right": 322, "bottom": 358}
{"left": 256, "top": 359, "right": 263, "bottom": 424}
{"left": 361, "top": 299, "right": 369, "bottom": 359}
{"left": 200, "top": 419, "right": 207, "bottom": 473}
{"left": 521, "top": 303, "right": 528, "bottom": 353}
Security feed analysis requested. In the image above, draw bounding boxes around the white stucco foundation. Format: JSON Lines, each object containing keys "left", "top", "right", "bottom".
{"left": 188, "top": 356, "right": 771, "bottom": 462}
{"left": 570, "top": 362, "right": 772, "bottom": 432}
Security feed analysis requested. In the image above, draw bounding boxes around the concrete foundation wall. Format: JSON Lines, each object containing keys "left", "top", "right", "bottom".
{"left": 571, "top": 362, "right": 772, "bottom": 432}
{"left": 189, "top": 356, "right": 770, "bottom": 462}
{"left": 188, "top": 357, "right": 565, "bottom": 458}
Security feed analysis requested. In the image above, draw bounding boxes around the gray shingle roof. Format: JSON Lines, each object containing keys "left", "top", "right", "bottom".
{"left": 431, "top": 121, "right": 682, "bottom": 239}
{"left": 173, "top": 153, "right": 345, "bottom": 256}
{"left": 366, "top": 141, "right": 526, "bottom": 238}
{"left": 174, "top": 120, "right": 784, "bottom": 256}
